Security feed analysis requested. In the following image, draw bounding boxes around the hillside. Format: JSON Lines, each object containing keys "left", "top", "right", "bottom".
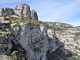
{"left": 47, "top": 22, "right": 80, "bottom": 60}
{"left": 0, "top": 3, "right": 80, "bottom": 60}
{"left": 77, "top": 26, "right": 80, "bottom": 29}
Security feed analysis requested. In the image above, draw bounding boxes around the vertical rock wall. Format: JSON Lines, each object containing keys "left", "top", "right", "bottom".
{"left": 11, "top": 23, "right": 60, "bottom": 60}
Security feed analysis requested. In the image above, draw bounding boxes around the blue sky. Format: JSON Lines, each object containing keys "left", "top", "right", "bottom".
{"left": 0, "top": 0, "right": 80, "bottom": 26}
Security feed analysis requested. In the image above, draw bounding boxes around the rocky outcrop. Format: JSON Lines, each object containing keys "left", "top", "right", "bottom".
{"left": 0, "top": 8, "right": 14, "bottom": 16}
{"left": 1, "top": 3, "right": 80, "bottom": 60}
{"left": 10, "top": 23, "right": 60, "bottom": 60}
{"left": 31, "top": 10, "right": 38, "bottom": 20}
{"left": 0, "top": 3, "right": 38, "bottom": 20}
{"left": 0, "top": 14, "right": 78, "bottom": 60}
{"left": 13, "top": 3, "right": 31, "bottom": 18}
{"left": 0, "top": 15, "right": 79, "bottom": 60}
{"left": 0, "top": 16, "right": 61, "bottom": 60}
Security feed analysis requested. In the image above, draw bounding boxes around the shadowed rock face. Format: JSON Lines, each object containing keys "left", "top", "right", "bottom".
{"left": 31, "top": 10, "right": 38, "bottom": 20}
{"left": 13, "top": 3, "right": 31, "bottom": 18}
{"left": 7, "top": 23, "right": 60, "bottom": 60}
{"left": 0, "top": 8, "right": 14, "bottom": 16}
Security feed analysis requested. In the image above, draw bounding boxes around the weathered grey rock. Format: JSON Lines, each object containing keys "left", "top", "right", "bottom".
{"left": 0, "top": 36, "right": 12, "bottom": 55}
{"left": 13, "top": 3, "right": 31, "bottom": 18}
{"left": 0, "top": 21, "right": 68, "bottom": 60}
{"left": 0, "top": 8, "right": 14, "bottom": 16}
{"left": 47, "top": 22, "right": 80, "bottom": 58}
{"left": 10, "top": 23, "right": 60, "bottom": 60}
{"left": 0, "top": 3, "right": 39, "bottom": 20}
{"left": 31, "top": 10, "right": 38, "bottom": 20}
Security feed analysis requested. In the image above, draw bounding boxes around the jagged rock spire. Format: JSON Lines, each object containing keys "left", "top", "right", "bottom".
{"left": 13, "top": 3, "right": 31, "bottom": 18}
{"left": 31, "top": 10, "right": 38, "bottom": 20}
{"left": 0, "top": 3, "right": 38, "bottom": 20}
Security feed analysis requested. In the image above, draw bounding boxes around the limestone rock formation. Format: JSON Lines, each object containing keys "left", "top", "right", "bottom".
{"left": 47, "top": 22, "right": 80, "bottom": 59}
{"left": 0, "top": 13, "right": 62, "bottom": 60}
{"left": 0, "top": 8, "right": 14, "bottom": 16}
{"left": 13, "top": 3, "right": 31, "bottom": 18}
{"left": 0, "top": 15, "right": 80, "bottom": 60}
{"left": 0, "top": 15, "right": 61, "bottom": 60}
{"left": 0, "top": 3, "right": 38, "bottom": 20}
{"left": 0, "top": 3, "right": 80, "bottom": 60}
{"left": 31, "top": 10, "right": 38, "bottom": 20}
{"left": 10, "top": 23, "right": 60, "bottom": 60}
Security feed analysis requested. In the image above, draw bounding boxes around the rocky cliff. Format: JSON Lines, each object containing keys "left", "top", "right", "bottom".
{"left": 47, "top": 22, "right": 80, "bottom": 60}
{"left": 0, "top": 3, "right": 80, "bottom": 60}
{"left": 0, "top": 12, "right": 72, "bottom": 60}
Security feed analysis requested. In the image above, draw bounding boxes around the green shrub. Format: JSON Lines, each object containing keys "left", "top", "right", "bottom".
{"left": 75, "top": 32, "right": 80, "bottom": 37}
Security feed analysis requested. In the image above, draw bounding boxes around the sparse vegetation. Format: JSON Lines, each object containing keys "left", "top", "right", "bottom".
{"left": 75, "top": 32, "right": 80, "bottom": 37}
{"left": 3, "top": 16, "right": 47, "bottom": 29}
{"left": 10, "top": 17, "right": 18, "bottom": 21}
{"left": 55, "top": 28, "right": 64, "bottom": 31}
{"left": 0, "top": 13, "right": 80, "bottom": 60}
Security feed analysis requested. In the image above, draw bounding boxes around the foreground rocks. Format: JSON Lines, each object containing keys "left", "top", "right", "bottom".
{"left": 10, "top": 23, "right": 60, "bottom": 60}
{"left": 0, "top": 18, "right": 73, "bottom": 60}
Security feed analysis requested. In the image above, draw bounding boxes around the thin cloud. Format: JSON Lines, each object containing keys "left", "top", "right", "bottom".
{"left": 37, "top": 0, "right": 80, "bottom": 19}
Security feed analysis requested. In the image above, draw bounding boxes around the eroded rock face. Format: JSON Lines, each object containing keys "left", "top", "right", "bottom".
{"left": 0, "top": 3, "right": 38, "bottom": 20}
{"left": 0, "top": 8, "right": 14, "bottom": 16}
{"left": 0, "top": 19, "right": 72, "bottom": 60}
{"left": 13, "top": 3, "right": 31, "bottom": 18}
{"left": 31, "top": 10, "right": 38, "bottom": 20}
{"left": 0, "top": 36, "right": 12, "bottom": 55}
{"left": 10, "top": 23, "right": 60, "bottom": 60}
